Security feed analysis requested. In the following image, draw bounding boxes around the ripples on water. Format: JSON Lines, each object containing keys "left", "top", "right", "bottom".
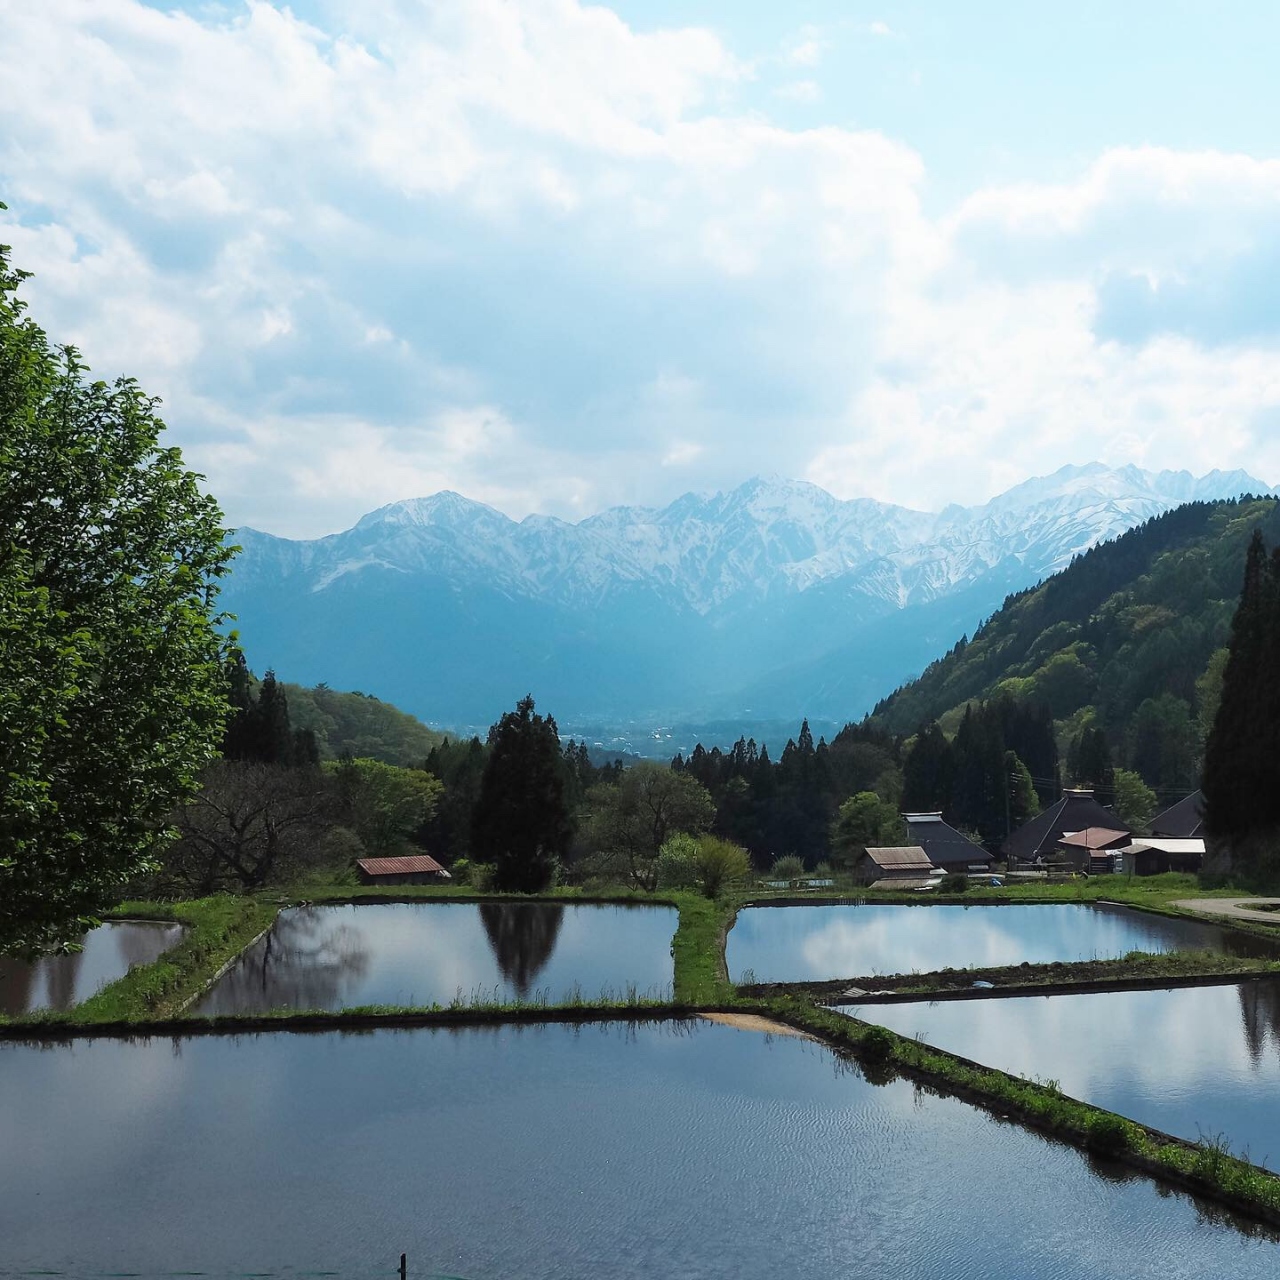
{"left": 857, "top": 978, "right": 1280, "bottom": 1168}
{"left": 1, "top": 1020, "right": 1277, "bottom": 1277}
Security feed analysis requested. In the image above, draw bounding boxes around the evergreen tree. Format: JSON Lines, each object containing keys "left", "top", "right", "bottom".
{"left": 471, "top": 695, "right": 571, "bottom": 892}
{"left": 1204, "top": 532, "right": 1280, "bottom": 868}
{"left": 902, "top": 722, "right": 953, "bottom": 812}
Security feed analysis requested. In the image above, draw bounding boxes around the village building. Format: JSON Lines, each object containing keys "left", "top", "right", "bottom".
{"left": 356, "top": 854, "right": 452, "bottom": 886}
{"left": 1003, "top": 789, "right": 1128, "bottom": 866}
{"left": 1057, "top": 826, "right": 1131, "bottom": 874}
{"left": 1150, "top": 790, "right": 1205, "bottom": 839}
{"left": 854, "top": 845, "right": 935, "bottom": 887}
{"left": 904, "top": 812, "right": 994, "bottom": 873}
{"left": 1117, "top": 838, "right": 1206, "bottom": 876}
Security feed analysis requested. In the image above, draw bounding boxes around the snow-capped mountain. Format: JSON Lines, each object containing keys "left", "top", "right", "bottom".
{"left": 222, "top": 463, "right": 1276, "bottom": 726}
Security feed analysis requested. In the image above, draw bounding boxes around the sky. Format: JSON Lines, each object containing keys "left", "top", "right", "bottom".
{"left": 3, "top": 0, "right": 1280, "bottom": 537}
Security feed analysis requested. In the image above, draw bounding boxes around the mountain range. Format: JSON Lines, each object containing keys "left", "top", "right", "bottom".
{"left": 221, "top": 463, "right": 1276, "bottom": 732}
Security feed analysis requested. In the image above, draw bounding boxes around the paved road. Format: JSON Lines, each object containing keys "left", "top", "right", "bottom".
{"left": 1172, "top": 897, "right": 1280, "bottom": 925}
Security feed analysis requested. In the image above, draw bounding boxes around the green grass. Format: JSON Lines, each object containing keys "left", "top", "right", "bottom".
{"left": 672, "top": 893, "right": 737, "bottom": 1004}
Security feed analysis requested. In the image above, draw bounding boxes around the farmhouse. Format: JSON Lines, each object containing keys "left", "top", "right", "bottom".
{"left": 1058, "top": 826, "right": 1131, "bottom": 873}
{"left": 1150, "top": 790, "right": 1205, "bottom": 839}
{"left": 356, "top": 854, "right": 452, "bottom": 886}
{"left": 855, "top": 845, "right": 935, "bottom": 886}
{"left": 904, "top": 812, "right": 994, "bottom": 873}
{"left": 1004, "top": 789, "right": 1128, "bottom": 865}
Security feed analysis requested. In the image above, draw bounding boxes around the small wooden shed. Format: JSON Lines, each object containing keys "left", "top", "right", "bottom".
{"left": 855, "top": 845, "right": 935, "bottom": 886}
{"left": 356, "top": 854, "right": 452, "bottom": 886}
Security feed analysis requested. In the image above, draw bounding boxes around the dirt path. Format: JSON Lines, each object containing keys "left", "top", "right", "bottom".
{"left": 1172, "top": 897, "right": 1280, "bottom": 925}
{"left": 699, "top": 1012, "right": 818, "bottom": 1041}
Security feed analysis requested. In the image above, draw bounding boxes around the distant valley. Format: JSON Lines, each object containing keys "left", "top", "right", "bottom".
{"left": 221, "top": 463, "right": 1276, "bottom": 741}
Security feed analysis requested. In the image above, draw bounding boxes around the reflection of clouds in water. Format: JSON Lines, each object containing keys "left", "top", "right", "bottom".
{"left": 0, "top": 922, "right": 185, "bottom": 1015}
{"left": 198, "top": 904, "right": 677, "bottom": 1012}
{"left": 865, "top": 982, "right": 1280, "bottom": 1155}
{"left": 735, "top": 904, "right": 1234, "bottom": 983}
{"left": 0, "top": 1037, "right": 189, "bottom": 1176}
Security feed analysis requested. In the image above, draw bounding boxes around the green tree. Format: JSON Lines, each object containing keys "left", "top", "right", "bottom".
{"left": 0, "top": 234, "right": 235, "bottom": 955}
{"left": 829, "top": 792, "right": 907, "bottom": 868}
{"left": 1195, "top": 647, "right": 1229, "bottom": 743}
{"left": 330, "top": 757, "right": 443, "bottom": 858}
{"left": 901, "top": 721, "right": 953, "bottom": 812}
{"left": 692, "top": 835, "right": 751, "bottom": 898}
{"left": 1112, "top": 768, "right": 1157, "bottom": 833}
{"left": 1204, "top": 531, "right": 1280, "bottom": 877}
{"left": 471, "top": 695, "right": 571, "bottom": 892}
{"left": 581, "top": 762, "right": 715, "bottom": 890}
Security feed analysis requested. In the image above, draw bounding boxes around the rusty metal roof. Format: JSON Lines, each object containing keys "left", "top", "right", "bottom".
{"left": 357, "top": 854, "right": 451, "bottom": 877}
{"left": 1059, "top": 827, "right": 1130, "bottom": 851}
{"left": 863, "top": 845, "right": 934, "bottom": 870}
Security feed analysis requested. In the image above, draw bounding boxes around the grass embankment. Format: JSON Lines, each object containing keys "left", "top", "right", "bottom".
{"left": 766, "top": 997, "right": 1280, "bottom": 1229}
{"left": 741, "top": 949, "right": 1280, "bottom": 1002}
{"left": 0, "top": 896, "right": 278, "bottom": 1027}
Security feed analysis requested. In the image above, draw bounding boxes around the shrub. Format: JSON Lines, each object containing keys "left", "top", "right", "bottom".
{"left": 771, "top": 854, "right": 805, "bottom": 880}
{"left": 656, "top": 834, "right": 700, "bottom": 890}
{"left": 468, "top": 862, "right": 496, "bottom": 892}
{"left": 1086, "top": 1112, "right": 1134, "bottom": 1155}
{"left": 860, "top": 1025, "right": 897, "bottom": 1063}
{"left": 938, "top": 873, "right": 969, "bottom": 893}
{"left": 695, "top": 836, "right": 751, "bottom": 898}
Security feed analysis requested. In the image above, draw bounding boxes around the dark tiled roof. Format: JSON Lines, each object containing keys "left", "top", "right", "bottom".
{"left": 905, "top": 815, "right": 993, "bottom": 867}
{"left": 1150, "top": 790, "right": 1205, "bottom": 838}
{"left": 1004, "top": 792, "right": 1127, "bottom": 860}
{"left": 357, "top": 854, "right": 449, "bottom": 877}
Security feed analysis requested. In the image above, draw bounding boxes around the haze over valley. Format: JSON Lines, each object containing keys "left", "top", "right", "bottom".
{"left": 225, "top": 462, "right": 1275, "bottom": 740}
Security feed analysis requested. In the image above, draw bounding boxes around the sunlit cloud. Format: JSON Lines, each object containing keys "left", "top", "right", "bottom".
{"left": 2, "top": 2, "right": 1279, "bottom": 538}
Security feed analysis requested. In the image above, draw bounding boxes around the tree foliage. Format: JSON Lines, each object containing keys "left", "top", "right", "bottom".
{"left": 471, "top": 695, "right": 572, "bottom": 892}
{"left": 0, "top": 234, "right": 235, "bottom": 954}
{"left": 1203, "top": 530, "right": 1280, "bottom": 879}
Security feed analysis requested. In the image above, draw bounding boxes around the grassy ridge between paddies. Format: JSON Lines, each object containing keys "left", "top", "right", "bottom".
{"left": 740, "top": 949, "right": 1280, "bottom": 1002}
{"left": 0, "top": 887, "right": 740, "bottom": 1031}
{"left": 767, "top": 996, "right": 1280, "bottom": 1231}
{"left": 0, "top": 896, "right": 279, "bottom": 1027}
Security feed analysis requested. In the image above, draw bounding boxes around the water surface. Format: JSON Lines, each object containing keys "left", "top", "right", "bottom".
{"left": 195, "top": 902, "right": 676, "bottom": 1013}
{"left": 0, "top": 1020, "right": 1275, "bottom": 1277}
{"left": 0, "top": 921, "right": 185, "bottom": 1015}
{"left": 857, "top": 979, "right": 1280, "bottom": 1167}
{"left": 728, "top": 902, "right": 1260, "bottom": 983}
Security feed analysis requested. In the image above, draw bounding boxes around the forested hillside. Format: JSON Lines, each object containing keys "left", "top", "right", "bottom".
{"left": 871, "top": 498, "right": 1280, "bottom": 805}
{"left": 282, "top": 683, "right": 446, "bottom": 767}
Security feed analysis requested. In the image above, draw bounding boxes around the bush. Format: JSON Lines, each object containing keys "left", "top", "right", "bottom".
{"left": 694, "top": 836, "right": 751, "bottom": 898}
{"left": 1086, "top": 1112, "right": 1134, "bottom": 1155}
{"left": 656, "top": 834, "right": 700, "bottom": 890}
{"left": 468, "top": 862, "right": 496, "bottom": 892}
{"left": 860, "top": 1025, "right": 897, "bottom": 1063}
{"left": 938, "top": 873, "right": 969, "bottom": 893}
{"left": 771, "top": 854, "right": 805, "bottom": 880}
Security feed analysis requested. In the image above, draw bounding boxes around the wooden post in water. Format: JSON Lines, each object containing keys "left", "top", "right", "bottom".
{"left": 399, "top": 1253, "right": 407, "bottom": 1280}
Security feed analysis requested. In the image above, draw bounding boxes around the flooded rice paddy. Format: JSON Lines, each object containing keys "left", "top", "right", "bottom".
{"left": 1, "top": 1019, "right": 1277, "bottom": 1277}
{"left": 727, "top": 902, "right": 1262, "bottom": 983}
{"left": 194, "top": 902, "right": 677, "bottom": 1013}
{"left": 0, "top": 920, "right": 185, "bottom": 1016}
{"left": 856, "top": 978, "right": 1280, "bottom": 1168}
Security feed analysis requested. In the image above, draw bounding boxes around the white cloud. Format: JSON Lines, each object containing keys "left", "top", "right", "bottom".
{"left": 869, "top": 21, "right": 894, "bottom": 37}
{"left": 774, "top": 80, "right": 821, "bottom": 104}
{"left": 2, "top": 2, "right": 1280, "bottom": 538}
{"left": 783, "top": 25, "right": 827, "bottom": 67}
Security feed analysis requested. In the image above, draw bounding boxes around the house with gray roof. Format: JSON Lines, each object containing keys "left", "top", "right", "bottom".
{"left": 1003, "top": 789, "right": 1128, "bottom": 864}
{"left": 904, "top": 812, "right": 994, "bottom": 872}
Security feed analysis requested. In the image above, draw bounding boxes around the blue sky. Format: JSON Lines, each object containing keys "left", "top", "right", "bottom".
{"left": 3, "top": 0, "right": 1280, "bottom": 536}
